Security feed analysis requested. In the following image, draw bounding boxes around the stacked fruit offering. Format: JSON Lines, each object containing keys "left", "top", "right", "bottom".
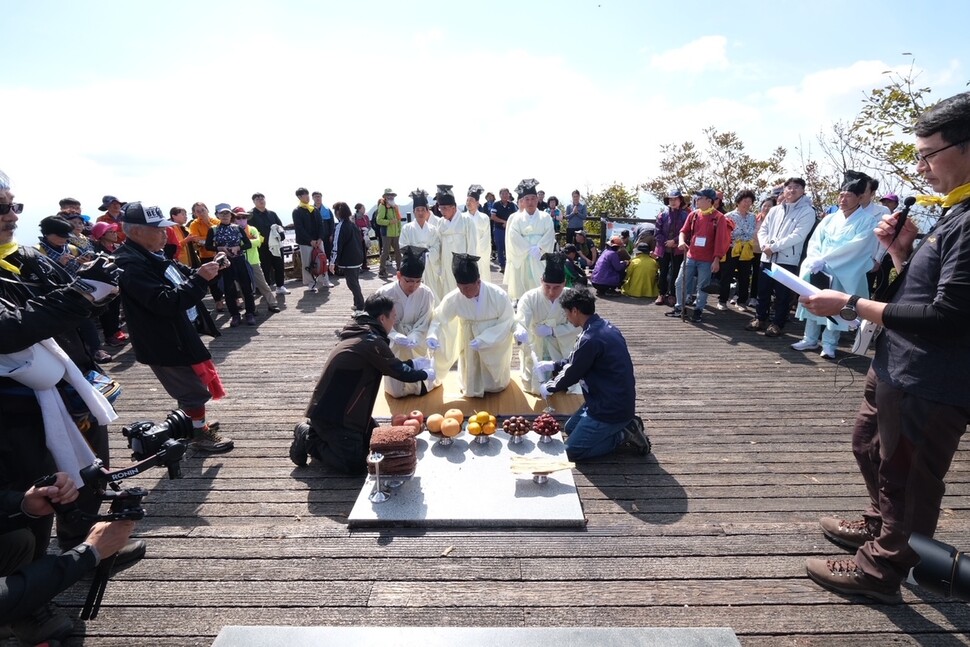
{"left": 467, "top": 410, "right": 498, "bottom": 444}
{"left": 532, "top": 413, "right": 562, "bottom": 443}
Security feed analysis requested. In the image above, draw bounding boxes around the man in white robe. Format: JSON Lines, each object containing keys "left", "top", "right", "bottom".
{"left": 434, "top": 184, "right": 479, "bottom": 297}
{"left": 792, "top": 171, "right": 880, "bottom": 359}
{"left": 427, "top": 253, "right": 514, "bottom": 398}
{"left": 399, "top": 189, "right": 444, "bottom": 300}
{"left": 466, "top": 184, "right": 492, "bottom": 283}
{"left": 377, "top": 246, "right": 439, "bottom": 397}
{"left": 514, "top": 253, "right": 581, "bottom": 395}
{"left": 505, "top": 178, "right": 556, "bottom": 300}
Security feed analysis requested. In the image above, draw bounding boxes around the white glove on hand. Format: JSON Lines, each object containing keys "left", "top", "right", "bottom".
{"left": 423, "top": 368, "right": 436, "bottom": 384}
{"left": 535, "top": 324, "right": 554, "bottom": 337}
{"left": 539, "top": 382, "right": 553, "bottom": 399}
{"left": 529, "top": 246, "right": 542, "bottom": 261}
{"left": 809, "top": 258, "right": 826, "bottom": 274}
{"left": 411, "top": 356, "right": 433, "bottom": 371}
{"left": 402, "top": 335, "right": 419, "bottom": 348}
{"left": 469, "top": 339, "right": 482, "bottom": 352}
{"left": 388, "top": 331, "right": 408, "bottom": 346}
{"left": 514, "top": 329, "right": 529, "bottom": 344}
{"left": 535, "top": 360, "right": 556, "bottom": 376}
{"left": 426, "top": 336, "right": 440, "bottom": 350}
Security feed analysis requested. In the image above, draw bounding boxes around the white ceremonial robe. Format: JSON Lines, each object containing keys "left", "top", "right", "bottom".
{"left": 428, "top": 282, "right": 514, "bottom": 398}
{"left": 400, "top": 219, "right": 444, "bottom": 300}
{"left": 436, "top": 214, "right": 479, "bottom": 297}
{"left": 795, "top": 208, "right": 880, "bottom": 332}
{"left": 468, "top": 209, "right": 493, "bottom": 283}
{"left": 377, "top": 281, "right": 439, "bottom": 397}
{"left": 504, "top": 209, "right": 556, "bottom": 300}
{"left": 514, "top": 287, "right": 581, "bottom": 395}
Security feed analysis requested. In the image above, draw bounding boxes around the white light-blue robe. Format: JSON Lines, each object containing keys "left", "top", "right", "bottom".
{"left": 504, "top": 209, "right": 556, "bottom": 300}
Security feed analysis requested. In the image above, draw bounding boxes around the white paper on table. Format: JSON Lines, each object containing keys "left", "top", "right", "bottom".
{"left": 765, "top": 263, "right": 860, "bottom": 329}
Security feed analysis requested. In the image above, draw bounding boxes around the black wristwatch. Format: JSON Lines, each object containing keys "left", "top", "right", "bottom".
{"left": 840, "top": 295, "right": 861, "bottom": 321}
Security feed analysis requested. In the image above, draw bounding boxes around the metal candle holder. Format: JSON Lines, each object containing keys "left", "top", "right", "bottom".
{"left": 367, "top": 452, "right": 389, "bottom": 503}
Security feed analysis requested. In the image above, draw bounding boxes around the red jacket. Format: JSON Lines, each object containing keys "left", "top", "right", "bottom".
{"left": 680, "top": 210, "right": 733, "bottom": 262}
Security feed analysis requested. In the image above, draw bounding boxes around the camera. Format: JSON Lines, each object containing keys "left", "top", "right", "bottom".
{"left": 909, "top": 533, "right": 970, "bottom": 601}
{"left": 122, "top": 409, "right": 194, "bottom": 463}
{"left": 214, "top": 251, "right": 229, "bottom": 268}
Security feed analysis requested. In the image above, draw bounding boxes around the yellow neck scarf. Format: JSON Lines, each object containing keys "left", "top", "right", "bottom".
{"left": 299, "top": 201, "right": 315, "bottom": 213}
{"left": 915, "top": 182, "right": 970, "bottom": 209}
{"left": 698, "top": 206, "right": 716, "bottom": 216}
{"left": 0, "top": 241, "right": 20, "bottom": 275}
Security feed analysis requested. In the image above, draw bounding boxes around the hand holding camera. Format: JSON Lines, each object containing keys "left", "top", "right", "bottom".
{"left": 73, "top": 255, "right": 122, "bottom": 305}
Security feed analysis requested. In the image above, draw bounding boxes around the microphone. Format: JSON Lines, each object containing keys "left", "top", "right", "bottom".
{"left": 875, "top": 196, "right": 916, "bottom": 264}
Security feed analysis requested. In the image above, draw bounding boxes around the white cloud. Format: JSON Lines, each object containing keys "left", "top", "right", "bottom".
{"left": 649, "top": 36, "right": 729, "bottom": 74}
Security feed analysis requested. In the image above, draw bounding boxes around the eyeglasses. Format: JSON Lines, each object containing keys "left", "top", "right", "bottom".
{"left": 0, "top": 203, "right": 24, "bottom": 215}
{"left": 915, "top": 138, "right": 970, "bottom": 163}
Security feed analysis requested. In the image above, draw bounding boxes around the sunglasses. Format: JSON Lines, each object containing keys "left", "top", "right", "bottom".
{"left": 0, "top": 203, "right": 24, "bottom": 215}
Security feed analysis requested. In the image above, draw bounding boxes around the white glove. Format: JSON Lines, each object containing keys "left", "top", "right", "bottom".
{"left": 539, "top": 382, "right": 553, "bottom": 399}
{"left": 388, "top": 331, "right": 408, "bottom": 346}
{"left": 411, "top": 356, "right": 432, "bottom": 371}
{"left": 423, "top": 367, "right": 436, "bottom": 384}
{"left": 469, "top": 339, "right": 482, "bottom": 352}
{"left": 402, "top": 335, "right": 419, "bottom": 348}
{"left": 809, "top": 258, "right": 826, "bottom": 274}
{"left": 529, "top": 246, "right": 542, "bottom": 260}
{"left": 426, "top": 336, "right": 440, "bottom": 350}
{"left": 535, "top": 360, "right": 556, "bottom": 376}
{"left": 514, "top": 329, "right": 529, "bottom": 344}
{"left": 535, "top": 324, "right": 554, "bottom": 338}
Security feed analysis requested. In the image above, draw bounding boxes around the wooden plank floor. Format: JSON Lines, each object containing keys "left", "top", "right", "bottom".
{"left": 55, "top": 267, "right": 970, "bottom": 646}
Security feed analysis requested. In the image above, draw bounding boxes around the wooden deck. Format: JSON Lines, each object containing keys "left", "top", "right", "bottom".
{"left": 57, "top": 268, "right": 970, "bottom": 646}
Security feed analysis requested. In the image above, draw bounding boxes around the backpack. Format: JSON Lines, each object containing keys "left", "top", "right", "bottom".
{"left": 306, "top": 246, "right": 329, "bottom": 278}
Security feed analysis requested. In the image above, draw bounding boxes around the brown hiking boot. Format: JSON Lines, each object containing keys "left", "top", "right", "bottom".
{"left": 745, "top": 318, "right": 766, "bottom": 332}
{"left": 820, "top": 516, "right": 879, "bottom": 550}
{"left": 191, "top": 425, "right": 234, "bottom": 453}
{"left": 764, "top": 323, "right": 782, "bottom": 337}
{"left": 805, "top": 558, "right": 902, "bottom": 603}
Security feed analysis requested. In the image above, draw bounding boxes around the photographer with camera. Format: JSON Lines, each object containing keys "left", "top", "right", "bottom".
{"left": 1, "top": 473, "right": 136, "bottom": 642}
{"left": 113, "top": 202, "right": 234, "bottom": 452}
{"left": 0, "top": 169, "right": 145, "bottom": 643}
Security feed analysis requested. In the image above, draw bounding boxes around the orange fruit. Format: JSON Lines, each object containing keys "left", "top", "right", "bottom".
{"left": 482, "top": 422, "right": 496, "bottom": 435}
{"left": 445, "top": 408, "right": 464, "bottom": 425}
{"left": 467, "top": 422, "right": 483, "bottom": 436}
{"left": 441, "top": 417, "right": 461, "bottom": 437}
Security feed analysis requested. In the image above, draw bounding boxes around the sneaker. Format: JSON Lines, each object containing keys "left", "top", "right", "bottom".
{"left": 323, "top": 279, "right": 335, "bottom": 289}
{"left": 791, "top": 339, "right": 820, "bottom": 351}
{"left": 191, "top": 425, "right": 234, "bottom": 453}
{"left": 654, "top": 296, "right": 666, "bottom": 306}
{"left": 620, "top": 416, "right": 651, "bottom": 456}
{"left": 10, "top": 602, "right": 73, "bottom": 643}
{"left": 747, "top": 298, "right": 759, "bottom": 308}
{"left": 268, "top": 305, "right": 281, "bottom": 313}
{"left": 105, "top": 330, "right": 129, "bottom": 346}
{"left": 745, "top": 318, "right": 766, "bottom": 332}
{"left": 819, "top": 516, "right": 879, "bottom": 550}
{"left": 308, "top": 286, "right": 318, "bottom": 293}
{"left": 764, "top": 323, "right": 782, "bottom": 337}
{"left": 820, "top": 344, "right": 837, "bottom": 359}
{"left": 289, "top": 422, "right": 310, "bottom": 467}
{"left": 229, "top": 315, "right": 241, "bottom": 327}
{"left": 245, "top": 313, "right": 257, "bottom": 326}
{"left": 728, "top": 297, "right": 737, "bottom": 306}
{"left": 664, "top": 308, "right": 682, "bottom": 318}
{"left": 276, "top": 286, "right": 290, "bottom": 295}
{"left": 93, "top": 350, "right": 113, "bottom": 363}
{"left": 805, "top": 558, "right": 902, "bottom": 603}
{"left": 716, "top": 302, "right": 727, "bottom": 311}
{"left": 216, "top": 300, "right": 226, "bottom": 312}
{"left": 691, "top": 310, "right": 703, "bottom": 323}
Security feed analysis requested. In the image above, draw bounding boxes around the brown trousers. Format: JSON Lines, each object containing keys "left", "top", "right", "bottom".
{"left": 852, "top": 368, "right": 969, "bottom": 585}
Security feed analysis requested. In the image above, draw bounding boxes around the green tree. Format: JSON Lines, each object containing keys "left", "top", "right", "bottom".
{"left": 645, "top": 127, "right": 787, "bottom": 207}
{"left": 584, "top": 182, "right": 643, "bottom": 220}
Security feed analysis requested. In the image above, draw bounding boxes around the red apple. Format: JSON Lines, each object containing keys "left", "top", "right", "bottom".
{"left": 392, "top": 413, "right": 408, "bottom": 426}
{"left": 403, "top": 418, "right": 422, "bottom": 434}
{"left": 408, "top": 410, "right": 424, "bottom": 426}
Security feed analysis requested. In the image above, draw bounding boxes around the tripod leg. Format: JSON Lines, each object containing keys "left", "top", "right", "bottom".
{"left": 81, "top": 558, "right": 115, "bottom": 620}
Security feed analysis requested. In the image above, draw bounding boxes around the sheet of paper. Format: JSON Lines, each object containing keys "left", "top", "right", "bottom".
{"left": 765, "top": 263, "right": 860, "bottom": 329}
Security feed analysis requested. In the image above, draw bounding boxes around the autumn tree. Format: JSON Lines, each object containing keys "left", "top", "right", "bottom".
{"left": 645, "top": 127, "right": 787, "bottom": 208}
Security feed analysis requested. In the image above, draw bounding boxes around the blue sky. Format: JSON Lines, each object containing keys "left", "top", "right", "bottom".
{"left": 3, "top": 0, "right": 968, "bottom": 231}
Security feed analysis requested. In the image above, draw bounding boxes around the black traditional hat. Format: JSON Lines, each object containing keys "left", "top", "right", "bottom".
{"left": 515, "top": 178, "right": 540, "bottom": 199}
{"left": 410, "top": 188, "right": 429, "bottom": 209}
{"left": 39, "top": 215, "right": 73, "bottom": 237}
{"left": 452, "top": 252, "right": 481, "bottom": 284}
{"left": 841, "top": 170, "right": 871, "bottom": 196}
{"left": 435, "top": 184, "right": 457, "bottom": 207}
{"left": 399, "top": 245, "right": 427, "bottom": 278}
{"left": 467, "top": 184, "right": 485, "bottom": 200}
{"left": 541, "top": 252, "right": 566, "bottom": 284}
